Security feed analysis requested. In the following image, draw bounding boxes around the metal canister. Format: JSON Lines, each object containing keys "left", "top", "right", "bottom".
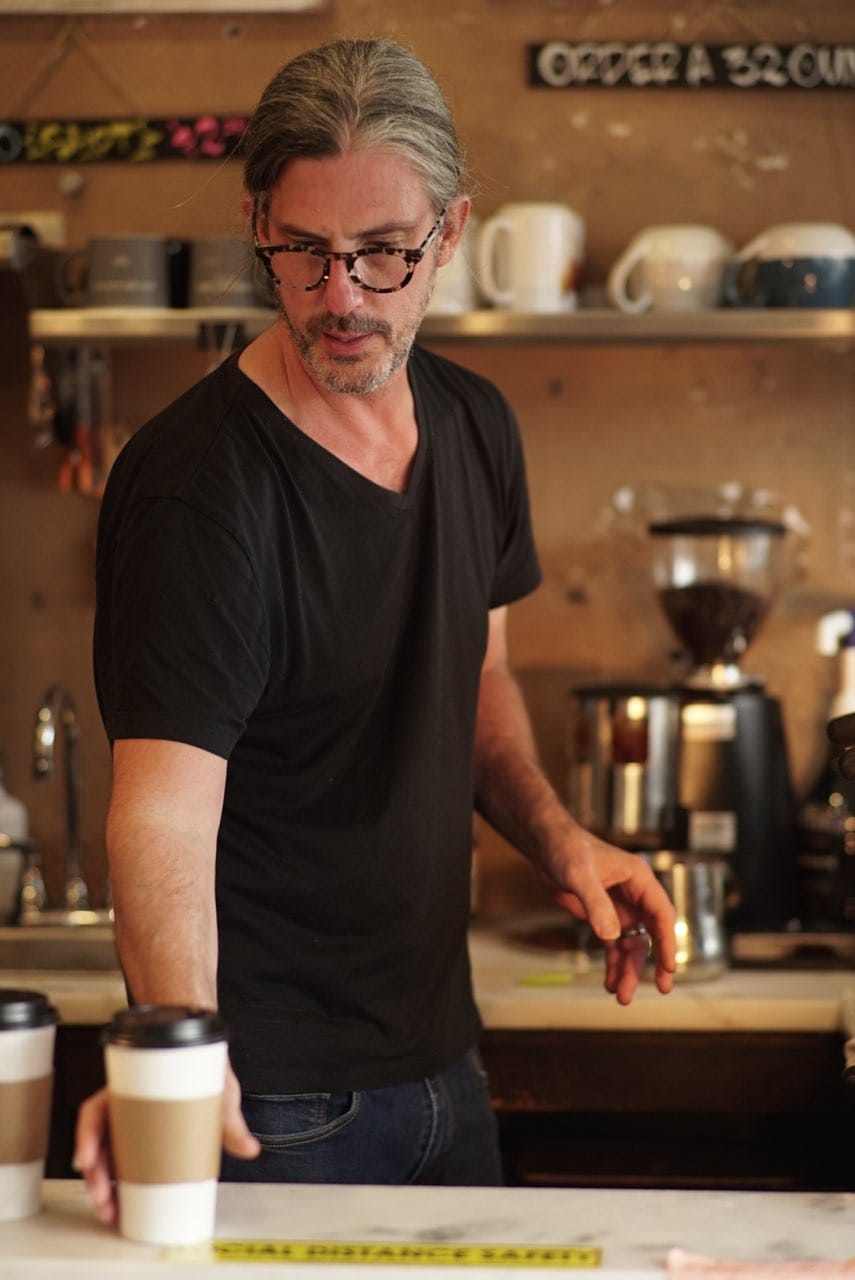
{"left": 645, "top": 851, "right": 728, "bottom": 981}
{"left": 567, "top": 684, "right": 684, "bottom": 850}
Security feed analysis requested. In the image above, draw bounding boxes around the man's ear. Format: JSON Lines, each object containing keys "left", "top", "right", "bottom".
{"left": 436, "top": 195, "right": 472, "bottom": 268}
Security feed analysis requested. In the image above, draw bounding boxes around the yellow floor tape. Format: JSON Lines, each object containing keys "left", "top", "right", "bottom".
{"left": 165, "top": 1239, "right": 602, "bottom": 1267}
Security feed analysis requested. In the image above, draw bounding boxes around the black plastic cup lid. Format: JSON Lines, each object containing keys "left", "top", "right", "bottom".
{"left": 0, "top": 989, "right": 58, "bottom": 1029}
{"left": 104, "top": 1004, "right": 226, "bottom": 1048}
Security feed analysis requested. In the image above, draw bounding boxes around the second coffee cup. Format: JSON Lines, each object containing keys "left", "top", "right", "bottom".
{"left": 103, "top": 1005, "right": 227, "bottom": 1246}
{"left": 476, "top": 202, "right": 585, "bottom": 313}
{"left": 0, "top": 988, "right": 58, "bottom": 1222}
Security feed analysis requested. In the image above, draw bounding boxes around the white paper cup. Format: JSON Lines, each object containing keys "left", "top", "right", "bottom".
{"left": 0, "top": 989, "right": 58, "bottom": 1221}
{"left": 104, "top": 1005, "right": 227, "bottom": 1246}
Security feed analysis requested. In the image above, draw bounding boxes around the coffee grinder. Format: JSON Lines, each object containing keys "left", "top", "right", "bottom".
{"left": 652, "top": 515, "right": 798, "bottom": 929}
{"left": 569, "top": 515, "right": 798, "bottom": 931}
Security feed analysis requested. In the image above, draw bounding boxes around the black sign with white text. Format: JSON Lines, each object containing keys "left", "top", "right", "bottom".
{"left": 529, "top": 42, "right": 855, "bottom": 90}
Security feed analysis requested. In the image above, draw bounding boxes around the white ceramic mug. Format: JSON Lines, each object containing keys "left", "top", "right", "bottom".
{"left": 477, "top": 202, "right": 585, "bottom": 313}
{"left": 607, "top": 225, "right": 734, "bottom": 314}
{"left": 425, "top": 214, "right": 481, "bottom": 315}
{"left": 729, "top": 222, "right": 855, "bottom": 263}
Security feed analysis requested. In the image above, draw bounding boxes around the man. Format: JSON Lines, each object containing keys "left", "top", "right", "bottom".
{"left": 76, "top": 38, "right": 675, "bottom": 1211}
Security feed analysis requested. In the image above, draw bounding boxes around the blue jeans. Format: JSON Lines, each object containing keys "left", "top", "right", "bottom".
{"left": 220, "top": 1046, "right": 503, "bottom": 1186}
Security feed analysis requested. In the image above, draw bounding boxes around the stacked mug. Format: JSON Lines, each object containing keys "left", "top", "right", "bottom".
{"left": 425, "top": 214, "right": 482, "bottom": 315}
{"left": 607, "top": 225, "right": 734, "bottom": 313}
{"left": 723, "top": 222, "right": 855, "bottom": 308}
{"left": 606, "top": 220, "right": 855, "bottom": 313}
{"left": 189, "top": 236, "right": 270, "bottom": 309}
{"left": 53, "top": 235, "right": 273, "bottom": 310}
{"left": 476, "top": 202, "right": 586, "bottom": 313}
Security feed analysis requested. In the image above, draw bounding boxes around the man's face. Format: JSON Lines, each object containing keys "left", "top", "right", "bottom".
{"left": 257, "top": 149, "right": 462, "bottom": 396}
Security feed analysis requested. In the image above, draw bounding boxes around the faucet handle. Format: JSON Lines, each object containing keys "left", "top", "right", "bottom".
{"left": 19, "top": 845, "right": 47, "bottom": 923}
{"left": 33, "top": 703, "right": 58, "bottom": 777}
{"left": 63, "top": 873, "right": 90, "bottom": 912}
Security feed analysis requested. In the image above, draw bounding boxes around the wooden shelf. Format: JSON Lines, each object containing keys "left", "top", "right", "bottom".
{"left": 421, "top": 308, "right": 855, "bottom": 346}
{"left": 28, "top": 307, "right": 274, "bottom": 348}
{"left": 28, "top": 306, "right": 855, "bottom": 349}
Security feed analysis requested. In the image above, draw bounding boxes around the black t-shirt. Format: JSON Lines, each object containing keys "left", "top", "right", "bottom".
{"left": 94, "top": 345, "right": 541, "bottom": 1093}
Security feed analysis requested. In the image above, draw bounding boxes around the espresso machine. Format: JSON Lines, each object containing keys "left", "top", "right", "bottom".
{"left": 568, "top": 514, "right": 799, "bottom": 932}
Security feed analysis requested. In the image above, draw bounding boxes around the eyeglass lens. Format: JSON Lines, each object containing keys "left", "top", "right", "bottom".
{"left": 268, "top": 249, "right": 413, "bottom": 292}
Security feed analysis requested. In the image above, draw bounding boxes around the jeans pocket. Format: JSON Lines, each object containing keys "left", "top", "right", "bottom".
{"left": 465, "top": 1045, "right": 490, "bottom": 1087}
{"left": 243, "top": 1090, "right": 361, "bottom": 1151}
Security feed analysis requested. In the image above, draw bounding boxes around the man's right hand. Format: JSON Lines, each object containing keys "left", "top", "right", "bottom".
{"left": 73, "top": 1061, "right": 261, "bottom": 1224}
{"left": 223, "top": 1062, "right": 263, "bottom": 1160}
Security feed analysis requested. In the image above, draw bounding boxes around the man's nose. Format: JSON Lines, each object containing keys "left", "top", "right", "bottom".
{"left": 322, "top": 257, "right": 364, "bottom": 314}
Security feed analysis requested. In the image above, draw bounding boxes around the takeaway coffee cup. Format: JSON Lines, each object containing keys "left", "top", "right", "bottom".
{"left": 724, "top": 222, "right": 855, "bottom": 308}
{"left": 189, "top": 236, "right": 258, "bottom": 309}
{"left": 607, "top": 225, "right": 734, "bottom": 313}
{"left": 0, "top": 989, "right": 58, "bottom": 1221}
{"left": 104, "top": 1005, "right": 227, "bottom": 1245}
{"left": 476, "top": 202, "right": 585, "bottom": 313}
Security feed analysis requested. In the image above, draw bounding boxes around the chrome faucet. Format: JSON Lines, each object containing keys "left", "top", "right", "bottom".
{"left": 33, "top": 684, "right": 90, "bottom": 913}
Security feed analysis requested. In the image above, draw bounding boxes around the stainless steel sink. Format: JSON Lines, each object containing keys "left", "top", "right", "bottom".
{"left": 0, "top": 924, "right": 120, "bottom": 971}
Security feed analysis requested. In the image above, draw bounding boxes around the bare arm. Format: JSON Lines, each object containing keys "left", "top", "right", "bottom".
{"left": 74, "top": 738, "right": 259, "bottom": 1221}
{"left": 107, "top": 738, "right": 224, "bottom": 1007}
{"left": 473, "top": 607, "right": 676, "bottom": 1003}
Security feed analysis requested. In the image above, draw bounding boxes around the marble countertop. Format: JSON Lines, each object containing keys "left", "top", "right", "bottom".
{"left": 1, "top": 1181, "right": 853, "bottom": 1278}
{"left": 0, "top": 919, "right": 853, "bottom": 1034}
{"left": 468, "top": 920, "right": 855, "bottom": 1034}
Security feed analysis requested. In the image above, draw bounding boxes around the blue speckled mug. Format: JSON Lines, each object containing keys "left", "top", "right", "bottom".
{"left": 729, "top": 256, "right": 855, "bottom": 308}
{"left": 724, "top": 222, "right": 855, "bottom": 308}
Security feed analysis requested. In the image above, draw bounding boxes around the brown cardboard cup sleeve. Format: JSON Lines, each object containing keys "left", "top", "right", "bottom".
{"left": 109, "top": 1094, "right": 222, "bottom": 1184}
{"left": 0, "top": 1075, "right": 53, "bottom": 1164}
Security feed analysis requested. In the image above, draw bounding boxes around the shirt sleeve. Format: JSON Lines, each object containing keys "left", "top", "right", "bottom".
{"left": 95, "top": 495, "right": 270, "bottom": 759}
{"left": 488, "top": 392, "right": 543, "bottom": 610}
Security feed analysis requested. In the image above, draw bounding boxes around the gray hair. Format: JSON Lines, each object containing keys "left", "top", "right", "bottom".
{"left": 241, "top": 38, "right": 465, "bottom": 218}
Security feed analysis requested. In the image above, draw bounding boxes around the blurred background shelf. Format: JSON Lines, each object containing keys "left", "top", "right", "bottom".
{"left": 27, "top": 306, "right": 855, "bottom": 348}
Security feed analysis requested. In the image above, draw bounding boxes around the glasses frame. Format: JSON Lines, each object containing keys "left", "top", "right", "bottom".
{"left": 253, "top": 207, "right": 447, "bottom": 294}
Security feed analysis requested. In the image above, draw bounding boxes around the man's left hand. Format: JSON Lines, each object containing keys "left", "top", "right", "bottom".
{"left": 539, "top": 827, "right": 677, "bottom": 1003}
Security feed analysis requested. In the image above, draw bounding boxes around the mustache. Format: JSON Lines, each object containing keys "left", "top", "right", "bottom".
{"left": 305, "top": 312, "right": 392, "bottom": 341}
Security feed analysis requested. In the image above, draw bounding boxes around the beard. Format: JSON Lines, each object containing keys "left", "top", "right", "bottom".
{"left": 274, "top": 268, "right": 437, "bottom": 396}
